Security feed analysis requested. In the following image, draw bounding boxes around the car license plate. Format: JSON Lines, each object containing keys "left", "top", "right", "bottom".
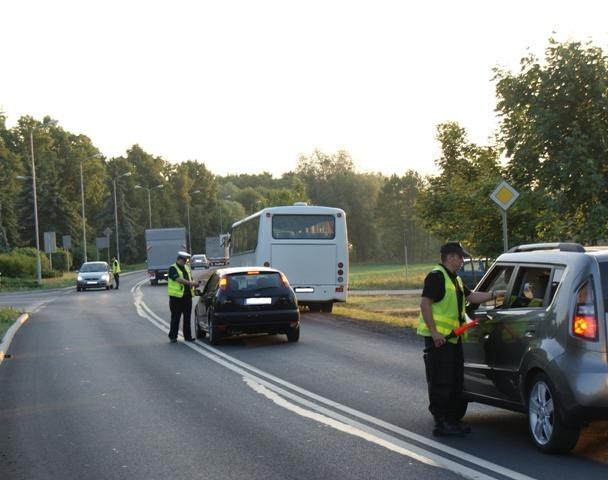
{"left": 245, "top": 297, "right": 272, "bottom": 305}
{"left": 87, "top": 281, "right": 98, "bottom": 285}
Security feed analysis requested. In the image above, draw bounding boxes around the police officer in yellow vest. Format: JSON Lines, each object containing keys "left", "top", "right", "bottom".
{"left": 418, "top": 242, "right": 497, "bottom": 437}
{"left": 168, "top": 251, "right": 200, "bottom": 343}
{"left": 111, "top": 256, "right": 121, "bottom": 290}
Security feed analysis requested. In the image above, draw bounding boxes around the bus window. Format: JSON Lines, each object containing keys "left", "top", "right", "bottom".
{"left": 272, "top": 215, "right": 335, "bottom": 240}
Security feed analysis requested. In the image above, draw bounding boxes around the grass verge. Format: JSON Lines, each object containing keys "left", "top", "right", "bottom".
{"left": 348, "top": 263, "right": 433, "bottom": 290}
{"left": 0, "top": 307, "right": 21, "bottom": 341}
{"left": 333, "top": 294, "right": 420, "bottom": 330}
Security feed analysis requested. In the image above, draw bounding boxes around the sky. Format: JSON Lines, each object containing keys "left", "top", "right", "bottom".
{"left": 1, "top": 0, "right": 607, "bottom": 178}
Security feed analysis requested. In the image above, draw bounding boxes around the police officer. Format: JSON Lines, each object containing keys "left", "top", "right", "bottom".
{"left": 417, "top": 242, "right": 497, "bottom": 436}
{"left": 167, "top": 251, "right": 200, "bottom": 343}
{"left": 111, "top": 256, "right": 121, "bottom": 290}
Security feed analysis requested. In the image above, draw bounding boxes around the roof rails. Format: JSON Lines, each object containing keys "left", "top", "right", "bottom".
{"left": 508, "top": 242, "right": 585, "bottom": 253}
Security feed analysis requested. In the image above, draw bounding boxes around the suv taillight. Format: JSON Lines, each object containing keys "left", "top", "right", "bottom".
{"left": 572, "top": 304, "right": 598, "bottom": 340}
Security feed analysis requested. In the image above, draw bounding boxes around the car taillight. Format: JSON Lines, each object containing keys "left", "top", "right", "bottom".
{"left": 572, "top": 304, "right": 598, "bottom": 340}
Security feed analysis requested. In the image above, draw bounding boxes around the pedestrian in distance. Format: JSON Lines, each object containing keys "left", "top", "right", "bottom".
{"left": 417, "top": 241, "right": 502, "bottom": 437}
{"left": 111, "top": 256, "right": 121, "bottom": 290}
{"left": 167, "top": 251, "right": 200, "bottom": 343}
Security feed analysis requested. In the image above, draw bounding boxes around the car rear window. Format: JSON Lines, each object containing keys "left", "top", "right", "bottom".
{"left": 227, "top": 273, "right": 282, "bottom": 292}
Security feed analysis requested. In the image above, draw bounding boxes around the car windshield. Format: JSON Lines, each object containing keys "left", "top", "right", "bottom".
{"left": 226, "top": 272, "right": 282, "bottom": 292}
{"left": 80, "top": 263, "right": 107, "bottom": 272}
{"left": 192, "top": 256, "right": 206, "bottom": 261}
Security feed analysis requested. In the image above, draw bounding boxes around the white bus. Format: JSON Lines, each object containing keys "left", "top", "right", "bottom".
{"left": 228, "top": 204, "right": 348, "bottom": 312}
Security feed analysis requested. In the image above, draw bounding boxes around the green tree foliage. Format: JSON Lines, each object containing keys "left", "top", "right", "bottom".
{"left": 0, "top": 113, "right": 22, "bottom": 251}
{"left": 375, "top": 171, "right": 436, "bottom": 262}
{"left": 495, "top": 39, "right": 608, "bottom": 244}
{"left": 417, "top": 122, "right": 505, "bottom": 257}
{"left": 296, "top": 150, "right": 382, "bottom": 261}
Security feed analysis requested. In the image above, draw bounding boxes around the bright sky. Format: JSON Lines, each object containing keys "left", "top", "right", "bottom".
{"left": 1, "top": 1, "right": 607, "bottom": 178}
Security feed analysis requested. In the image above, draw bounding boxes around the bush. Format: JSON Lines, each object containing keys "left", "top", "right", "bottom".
{"left": 0, "top": 248, "right": 50, "bottom": 279}
{"left": 47, "top": 248, "right": 71, "bottom": 272}
{"left": 0, "top": 253, "right": 35, "bottom": 278}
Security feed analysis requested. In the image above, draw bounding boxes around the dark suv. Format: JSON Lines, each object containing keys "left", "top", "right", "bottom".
{"left": 463, "top": 243, "right": 608, "bottom": 453}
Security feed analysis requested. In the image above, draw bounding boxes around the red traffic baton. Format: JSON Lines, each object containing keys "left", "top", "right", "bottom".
{"left": 423, "top": 319, "right": 480, "bottom": 352}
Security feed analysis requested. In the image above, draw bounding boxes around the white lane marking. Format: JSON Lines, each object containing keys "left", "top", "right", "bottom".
{"left": 132, "top": 279, "right": 536, "bottom": 480}
{"left": 244, "top": 377, "right": 440, "bottom": 466}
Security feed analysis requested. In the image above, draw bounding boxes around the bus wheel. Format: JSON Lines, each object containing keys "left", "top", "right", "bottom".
{"left": 320, "top": 302, "right": 333, "bottom": 313}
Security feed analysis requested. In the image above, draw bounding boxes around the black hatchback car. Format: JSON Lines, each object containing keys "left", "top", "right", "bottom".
{"left": 194, "top": 266, "right": 300, "bottom": 345}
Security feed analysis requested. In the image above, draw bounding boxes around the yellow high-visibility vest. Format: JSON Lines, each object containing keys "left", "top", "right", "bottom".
{"left": 417, "top": 265, "right": 465, "bottom": 343}
{"left": 167, "top": 263, "right": 194, "bottom": 298}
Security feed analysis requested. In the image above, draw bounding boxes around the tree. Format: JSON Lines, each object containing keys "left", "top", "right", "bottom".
{"left": 417, "top": 122, "right": 505, "bottom": 257}
{"left": 375, "top": 171, "right": 434, "bottom": 262}
{"left": 0, "top": 113, "right": 23, "bottom": 250}
{"left": 495, "top": 38, "right": 608, "bottom": 244}
{"left": 296, "top": 150, "right": 382, "bottom": 261}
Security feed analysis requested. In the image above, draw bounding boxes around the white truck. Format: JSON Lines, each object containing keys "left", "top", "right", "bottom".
{"left": 205, "top": 235, "right": 229, "bottom": 266}
{"left": 145, "top": 228, "right": 187, "bottom": 285}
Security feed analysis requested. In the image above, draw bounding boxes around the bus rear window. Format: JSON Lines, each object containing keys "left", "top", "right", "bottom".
{"left": 272, "top": 215, "right": 335, "bottom": 240}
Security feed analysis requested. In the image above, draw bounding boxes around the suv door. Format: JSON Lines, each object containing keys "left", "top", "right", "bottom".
{"left": 462, "top": 264, "right": 514, "bottom": 400}
{"left": 464, "top": 264, "right": 563, "bottom": 407}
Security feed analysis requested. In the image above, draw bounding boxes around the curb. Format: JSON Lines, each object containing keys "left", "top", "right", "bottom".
{"left": 0, "top": 313, "right": 29, "bottom": 365}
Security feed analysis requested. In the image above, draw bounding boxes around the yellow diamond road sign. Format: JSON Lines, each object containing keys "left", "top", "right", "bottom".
{"left": 490, "top": 180, "right": 519, "bottom": 210}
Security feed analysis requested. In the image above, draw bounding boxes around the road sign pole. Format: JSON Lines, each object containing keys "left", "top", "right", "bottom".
{"left": 502, "top": 209, "right": 508, "bottom": 253}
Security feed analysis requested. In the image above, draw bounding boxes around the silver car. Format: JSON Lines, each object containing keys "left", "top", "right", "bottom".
{"left": 76, "top": 261, "right": 114, "bottom": 291}
{"left": 463, "top": 243, "right": 608, "bottom": 453}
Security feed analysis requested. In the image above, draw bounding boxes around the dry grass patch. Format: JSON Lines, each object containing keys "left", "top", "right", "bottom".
{"left": 334, "top": 294, "right": 420, "bottom": 329}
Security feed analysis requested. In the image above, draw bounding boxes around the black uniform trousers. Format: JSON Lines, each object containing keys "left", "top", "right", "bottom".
{"left": 423, "top": 337, "right": 466, "bottom": 424}
{"left": 168, "top": 296, "right": 193, "bottom": 341}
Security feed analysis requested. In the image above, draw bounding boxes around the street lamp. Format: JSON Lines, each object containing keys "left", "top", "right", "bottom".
{"left": 134, "top": 184, "right": 164, "bottom": 229}
{"left": 112, "top": 171, "right": 132, "bottom": 263}
{"left": 219, "top": 194, "right": 231, "bottom": 234}
{"left": 80, "top": 153, "right": 102, "bottom": 263}
{"left": 17, "top": 121, "right": 57, "bottom": 285}
{"left": 186, "top": 189, "right": 201, "bottom": 253}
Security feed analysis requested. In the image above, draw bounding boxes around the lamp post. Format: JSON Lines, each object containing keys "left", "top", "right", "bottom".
{"left": 219, "top": 194, "right": 231, "bottom": 234}
{"left": 135, "top": 184, "right": 164, "bottom": 229}
{"left": 112, "top": 171, "right": 132, "bottom": 263}
{"left": 17, "top": 121, "right": 57, "bottom": 285}
{"left": 80, "top": 153, "right": 102, "bottom": 263}
{"left": 186, "top": 189, "right": 201, "bottom": 253}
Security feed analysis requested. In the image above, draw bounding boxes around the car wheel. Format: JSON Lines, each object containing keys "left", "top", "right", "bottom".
{"left": 106, "top": 285, "right": 110, "bottom": 290}
{"left": 286, "top": 326, "right": 300, "bottom": 342}
{"left": 527, "top": 373, "right": 581, "bottom": 453}
{"left": 195, "top": 310, "right": 207, "bottom": 339}
{"left": 77, "top": 286, "right": 81, "bottom": 292}
{"left": 208, "top": 312, "right": 220, "bottom": 345}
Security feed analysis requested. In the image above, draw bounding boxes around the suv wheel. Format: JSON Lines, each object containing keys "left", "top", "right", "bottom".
{"left": 527, "top": 373, "right": 581, "bottom": 453}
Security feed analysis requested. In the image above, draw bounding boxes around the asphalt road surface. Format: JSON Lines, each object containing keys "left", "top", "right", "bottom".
{"left": 1, "top": 274, "right": 607, "bottom": 479}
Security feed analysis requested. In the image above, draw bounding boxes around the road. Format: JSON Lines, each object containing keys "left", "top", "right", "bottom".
{"left": 1, "top": 274, "right": 607, "bottom": 479}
